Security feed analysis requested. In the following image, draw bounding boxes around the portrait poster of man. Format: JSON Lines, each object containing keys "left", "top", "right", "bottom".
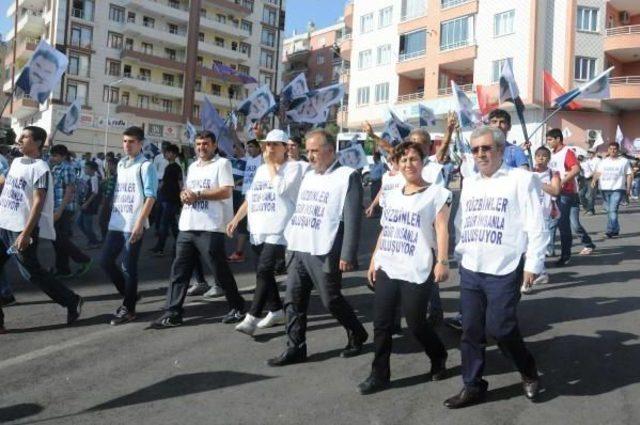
{"left": 236, "top": 85, "right": 277, "bottom": 129}
{"left": 15, "top": 40, "right": 69, "bottom": 104}
{"left": 56, "top": 99, "right": 82, "bottom": 135}
{"left": 280, "top": 73, "right": 309, "bottom": 103}
{"left": 338, "top": 144, "right": 368, "bottom": 170}
{"left": 451, "top": 81, "right": 481, "bottom": 129}
{"left": 286, "top": 83, "right": 344, "bottom": 125}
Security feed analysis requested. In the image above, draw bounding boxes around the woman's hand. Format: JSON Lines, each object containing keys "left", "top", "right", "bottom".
{"left": 434, "top": 263, "right": 449, "bottom": 283}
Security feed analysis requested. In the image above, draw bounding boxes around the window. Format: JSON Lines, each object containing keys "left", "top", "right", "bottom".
{"left": 198, "top": 32, "right": 205, "bottom": 42}
{"left": 142, "top": 42, "right": 153, "bottom": 55}
{"left": 211, "top": 84, "right": 221, "bottom": 96}
{"left": 215, "top": 37, "right": 225, "bottom": 47}
{"left": 315, "top": 73, "right": 324, "bottom": 86}
{"left": 240, "top": 42, "right": 251, "bottom": 57}
{"left": 317, "top": 54, "right": 325, "bottom": 65}
{"left": 137, "top": 95, "right": 149, "bottom": 109}
{"left": 377, "top": 44, "right": 392, "bottom": 65}
{"left": 127, "top": 11, "right": 135, "bottom": 23}
{"left": 493, "top": 10, "right": 515, "bottom": 37}
{"left": 121, "top": 92, "right": 129, "bottom": 105}
{"left": 200, "top": 8, "right": 207, "bottom": 17}
{"left": 440, "top": 16, "right": 472, "bottom": 50}
{"left": 106, "top": 32, "right": 122, "bottom": 49}
{"left": 263, "top": 7, "right": 277, "bottom": 26}
{"left": 197, "top": 56, "right": 203, "bottom": 66}
{"left": 102, "top": 85, "right": 119, "bottom": 103}
{"left": 260, "top": 49, "right": 274, "bottom": 68}
{"left": 108, "top": 4, "right": 124, "bottom": 23}
{"left": 73, "top": 0, "right": 94, "bottom": 20}
{"left": 492, "top": 57, "right": 513, "bottom": 82}
{"left": 241, "top": 20, "right": 252, "bottom": 34}
{"left": 168, "top": 0, "right": 180, "bottom": 9}
{"left": 168, "top": 24, "right": 179, "bottom": 34}
{"left": 123, "top": 64, "right": 132, "bottom": 77}
{"left": 143, "top": 16, "right": 155, "bottom": 28}
{"left": 261, "top": 28, "right": 275, "bottom": 47}
{"left": 242, "top": 0, "right": 254, "bottom": 12}
{"left": 577, "top": 6, "right": 598, "bottom": 32}
{"left": 375, "top": 82, "right": 389, "bottom": 103}
{"left": 105, "top": 59, "right": 120, "bottom": 77}
{"left": 360, "top": 13, "right": 374, "bottom": 33}
{"left": 162, "top": 99, "right": 173, "bottom": 113}
{"left": 66, "top": 80, "right": 88, "bottom": 105}
{"left": 357, "top": 87, "right": 370, "bottom": 106}
{"left": 216, "top": 13, "right": 227, "bottom": 24}
{"left": 193, "top": 104, "right": 200, "bottom": 118}
{"left": 260, "top": 72, "right": 273, "bottom": 88}
{"left": 238, "top": 65, "right": 250, "bottom": 75}
{"left": 399, "top": 30, "right": 426, "bottom": 60}
{"left": 401, "top": 0, "right": 424, "bottom": 21}
{"left": 379, "top": 7, "right": 393, "bottom": 28}
{"left": 68, "top": 54, "right": 90, "bottom": 77}
{"left": 162, "top": 73, "right": 175, "bottom": 86}
{"left": 358, "top": 49, "right": 372, "bottom": 69}
{"left": 575, "top": 56, "right": 596, "bottom": 81}
{"left": 165, "top": 48, "right": 176, "bottom": 61}
{"left": 71, "top": 25, "right": 92, "bottom": 48}
{"left": 139, "top": 68, "right": 151, "bottom": 81}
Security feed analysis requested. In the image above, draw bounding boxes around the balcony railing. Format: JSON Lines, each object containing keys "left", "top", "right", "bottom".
{"left": 606, "top": 24, "right": 640, "bottom": 37}
{"left": 71, "top": 8, "right": 93, "bottom": 20}
{"left": 400, "top": 10, "right": 426, "bottom": 22}
{"left": 397, "top": 92, "right": 424, "bottom": 103}
{"left": 440, "top": 39, "right": 472, "bottom": 52}
{"left": 398, "top": 50, "right": 426, "bottom": 62}
{"left": 438, "top": 83, "right": 473, "bottom": 96}
{"left": 123, "top": 46, "right": 186, "bottom": 63}
{"left": 441, "top": 0, "right": 473, "bottom": 9}
{"left": 609, "top": 76, "right": 640, "bottom": 85}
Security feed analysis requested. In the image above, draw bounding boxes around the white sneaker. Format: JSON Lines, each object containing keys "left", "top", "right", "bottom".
{"left": 533, "top": 273, "right": 550, "bottom": 285}
{"left": 256, "top": 309, "right": 285, "bottom": 329}
{"left": 235, "top": 314, "right": 260, "bottom": 336}
{"left": 187, "top": 282, "right": 210, "bottom": 296}
{"left": 202, "top": 284, "right": 225, "bottom": 301}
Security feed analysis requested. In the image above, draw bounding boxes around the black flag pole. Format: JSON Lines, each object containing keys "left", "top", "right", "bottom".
{"left": 513, "top": 97, "right": 533, "bottom": 168}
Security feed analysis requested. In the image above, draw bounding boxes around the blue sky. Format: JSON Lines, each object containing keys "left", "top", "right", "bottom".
{"left": 1, "top": 0, "right": 346, "bottom": 41}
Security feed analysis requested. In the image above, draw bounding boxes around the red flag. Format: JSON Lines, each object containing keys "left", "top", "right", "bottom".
{"left": 543, "top": 71, "right": 581, "bottom": 110}
{"left": 476, "top": 85, "right": 499, "bottom": 117}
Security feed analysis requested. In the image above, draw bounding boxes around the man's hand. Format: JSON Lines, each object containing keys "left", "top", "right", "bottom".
{"left": 523, "top": 271, "right": 537, "bottom": 287}
{"left": 445, "top": 111, "right": 458, "bottom": 133}
{"left": 226, "top": 220, "right": 238, "bottom": 238}
{"left": 365, "top": 203, "right": 375, "bottom": 218}
{"left": 181, "top": 189, "right": 197, "bottom": 205}
{"left": 54, "top": 210, "right": 62, "bottom": 222}
{"left": 128, "top": 222, "right": 144, "bottom": 244}
{"left": 591, "top": 180, "right": 597, "bottom": 189}
{"left": 362, "top": 121, "right": 375, "bottom": 138}
{"left": 434, "top": 263, "right": 449, "bottom": 283}
{"left": 15, "top": 231, "right": 31, "bottom": 252}
{"left": 367, "top": 261, "right": 376, "bottom": 287}
{"left": 339, "top": 260, "right": 354, "bottom": 272}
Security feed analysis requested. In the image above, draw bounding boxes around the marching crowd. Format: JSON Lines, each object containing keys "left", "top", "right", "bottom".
{"left": 0, "top": 107, "right": 638, "bottom": 408}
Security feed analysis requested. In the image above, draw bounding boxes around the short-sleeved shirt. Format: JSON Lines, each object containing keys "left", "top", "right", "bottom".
{"left": 159, "top": 162, "right": 183, "bottom": 204}
{"left": 101, "top": 174, "right": 117, "bottom": 200}
{"left": 596, "top": 157, "right": 632, "bottom": 191}
{"left": 120, "top": 153, "right": 158, "bottom": 198}
{"left": 51, "top": 161, "right": 77, "bottom": 212}
{"left": 556, "top": 148, "right": 579, "bottom": 194}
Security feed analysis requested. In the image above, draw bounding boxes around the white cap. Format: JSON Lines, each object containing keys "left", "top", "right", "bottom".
{"left": 261, "top": 129, "right": 289, "bottom": 143}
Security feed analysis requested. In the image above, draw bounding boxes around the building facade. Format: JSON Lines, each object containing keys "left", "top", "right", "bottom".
{"left": 341, "top": 0, "right": 640, "bottom": 150}
{"left": 2, "top": 0, "right": 286, "bottom": 153}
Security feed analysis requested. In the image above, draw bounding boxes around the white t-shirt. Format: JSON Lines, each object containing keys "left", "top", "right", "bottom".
{"left": 374, "top": 184, "right": 451, "bottom": 284}
{"left": 109, "top": 159, "right": 152, "bottom": 232}
{"left": 154, "top": 154, "right": 169, "bottom": 181}
{"left": 0, "top": 158, "right": 56, "bottom": 240}
{"left": 242, "top": 154, "right": 263, "bottom": 194}
{"left": 596, "top": 157, "right": 631, "bottom": 191}
{"left": 532, "top": 168, "right": 556, "bottom": 218}
{"left": 247, "top": 161, "right": 303, "bottom": 245}
{"left": 379, "top": 171, "right": 404, "bottom": 208}
{"left": 179, "top": 156, "right": 234, "bottom": 233}
{"left": 422, "top": 156, "right": 445, "bottom": 186}
{"left": 455, "top": 164, "right": 548, "bottom": 275}
{"left": 459, "top": 153, "right": 477, "bottom": 180}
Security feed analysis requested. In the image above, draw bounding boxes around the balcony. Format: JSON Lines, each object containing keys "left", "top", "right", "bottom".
{"left": 6, "top": 0, "right": 46, "bottom": 18}
{"left": 200, "top": 16, "right": 251, "bottom": 39}
{"left": 122, "top": 0, "right": 189, "bottom": 22}
{"left": 284, "top": 46, "right": 311, "bottom": 65}
{"left": 396, "top": 51, "right": 428, "bottom": 78}
{"left": 396, "top": 91, "right": 424, "bottom": 103}
{"left": 439, "top": 42, "right": 476, "bottom": 71}
{"left": 70, "top": 7, "right": 93, "bottom": 22}
{"left": 15, "top": 10, "right": 45, "bottom": 36}
{"left": 4, "top": 37, "right": 39, "bottom": 67}
{"left": 607, "top": 76, "right": 640, "bottom": 110}
{"left": 198, "top": 41, "right": 249, "bottom": 62}
{"left": 122, "top": 23, "right": 186, "bottom": 47}
{"left": 438, "top": 83, "right": 473, "bottom": 96}
{"left": 604, "top": 25, "right": 640, "bottom": 63}
{"left": 121, "top": 48, "right": 185, "bottom": 72}
{"left": 194, "top": 91, "right": 233, "bottom": 108}
{"left": 202, "top": 0, "right": 252, "bottom": 17}
{"left": 2, "top": 96, "right": 39, "bottom": 119}
{"left": 338, "top": 34, "right": 352, "bottom": 61}
{"left": 116, "top": 103, "right": 183, "bottom": 123}
{"left": 120, "top": 74, "right": 184, "bottom": 99}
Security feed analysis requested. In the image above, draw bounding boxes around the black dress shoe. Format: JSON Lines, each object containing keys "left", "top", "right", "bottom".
{"left": 267, "top": 347, "right": 307, "bottom": 367}
{"left": 430, "top": 354, "right": 448, "bottom": 381}
{"left": 522, "top": 377, "right": 540, "bottom": 400}
{"left": 444, "top": 386, "right": 487, "bottom": 409}
{"left": 358, "top": 375, "right": 390, "bottom": 395}
{"left": 341, "top": 329, "right": 368, "bottom": 358}
{"left": 427, "top": 311, "right": 444, "bottom": 327}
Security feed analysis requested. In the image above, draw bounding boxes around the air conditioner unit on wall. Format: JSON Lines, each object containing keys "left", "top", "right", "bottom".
{"left": 620, "top": 11, "right": 630, "bottom": 25}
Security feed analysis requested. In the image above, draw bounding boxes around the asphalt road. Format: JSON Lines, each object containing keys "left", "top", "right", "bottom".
{"left": 1, "top": 199, "right": 640, "bottom": 425}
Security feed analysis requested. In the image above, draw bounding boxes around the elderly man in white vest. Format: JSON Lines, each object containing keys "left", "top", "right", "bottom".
{"left": 268, "top": 129, "right": 368, "bottom": 366}
{"left": 444, "top": 125, "right": 547, "bottom": 408}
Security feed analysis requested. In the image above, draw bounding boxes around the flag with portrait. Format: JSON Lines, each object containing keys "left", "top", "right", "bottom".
{"left": 15, "top": 40, "right": 69, "bottom": 104}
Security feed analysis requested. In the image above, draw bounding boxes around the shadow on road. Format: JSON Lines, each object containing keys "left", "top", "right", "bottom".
{"left": 0, "top": 403, "right": 44, "bottom": 422}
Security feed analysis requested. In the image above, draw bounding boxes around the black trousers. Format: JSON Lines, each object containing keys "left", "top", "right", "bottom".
{"left": 460, "top": 259, "right": 537, "bottom": 389}
{"left": 372, "top": 270, "right": 447, "bottom": 381}
{"left": 53, "top": 210, "right": 90, "bottom": 274}
{"left": 0, "top": 229, "right": 78, "bottom": 310}
{"left": 164, "top": 231, "right": 244, "bottom": 316}
{"left": 284, "top": 251, "right": 366, "bottom": 349}
{"left": 249, "top": 243, "right": 284, "bottom": 317}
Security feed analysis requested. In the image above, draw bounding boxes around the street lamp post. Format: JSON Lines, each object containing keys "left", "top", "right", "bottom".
{"left": 104, "top": 78, "right": 123, "bottom": 155}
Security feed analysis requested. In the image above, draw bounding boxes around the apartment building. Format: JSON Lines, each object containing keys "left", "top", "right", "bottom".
{"left": 342, "top": 0, "right": 640, "bottom": 149}
{"left": 2, "top": 0, "right": 286, "bottom": 153}
{"left": 282, "top": 20, "right": 349, "bottom": 127}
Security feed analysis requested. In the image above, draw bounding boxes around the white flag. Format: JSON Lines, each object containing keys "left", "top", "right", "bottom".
{"left": 56, "top": 99, "right": 82, "bottom": 135}
{"left": 16, "top": 40, "right": 69, "bottom": 104}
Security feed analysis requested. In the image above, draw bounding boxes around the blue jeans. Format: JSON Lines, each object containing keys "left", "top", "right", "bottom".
{"left": 570, "top": 201, "right": 595, "bottom": 249}
{"left": 545, "top": 216, "right": 559, "bottom": 257}
{"left": 77, "top": 212, "right": 99, "bottom": 244}
{"left": 100, "top": 230, "right": 144, "bottom": 312}
{"left": 632, "top": 177, "right": 640, "bottom": 197}
{"left": 601, "top": 190, "right": 624, "bottom": 234}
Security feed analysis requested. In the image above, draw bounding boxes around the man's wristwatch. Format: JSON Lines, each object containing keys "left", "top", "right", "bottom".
{"left": 436, "top": 259, "right": 449, "bottom": 266}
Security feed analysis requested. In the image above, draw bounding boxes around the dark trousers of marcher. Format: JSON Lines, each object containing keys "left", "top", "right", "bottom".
{"left": 77, "top": 211, "right": 99, "bottom": 244}
{"left": 579, "top": 177, "right": 596, "bottom": 213}
{"left": 249, "top": 243, "right": 284, "bottom": 317}
{"left": 459, "top": 259, "right": 537, "bottom": 390}
{"left": 0, "top": 229, "right": 79, "bottom": 310}
{"left": 154, "top": 201, "right": 179, "bottom": 251}
{"left": 371, "top": 270, "right": 446, "bottom": 381}
{"left": 164, "top": 231, "right": 245, "bottom": 317}
{"left": 557, "top": 193, "right": 576, "bottom": 260}
{"left": 98, "top": 198, "right": 113, "bottom": 240}
{"left": 100, "top": 230, "right": 144, "bottom": 312}
{"left": 284, "top": 252, "right": 366, "bottom": 349}
{"left": 53, "top": 210, "right": 91, "bottom": 274}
